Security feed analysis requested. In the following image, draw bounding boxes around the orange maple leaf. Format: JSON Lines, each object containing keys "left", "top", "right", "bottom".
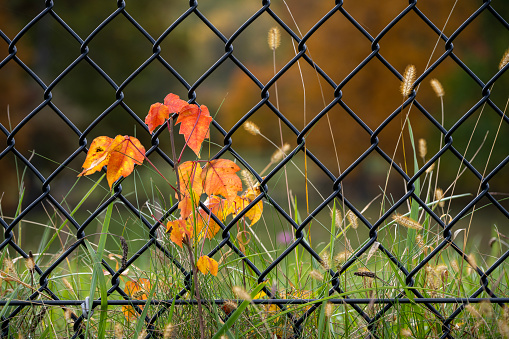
{"left": 201, "top": 159, "right": 242, "bottom": 201}
{"left": 196, "top": 255, "right": 218, "bottom": 276}
{"left": 105, "top": 135, "right": 145, "bottom": 189}
{"left": 176, "top": 104, "right": 213, "bottom": 157}
{"left": 164, "top": 93, "right": 188, "bottom": 113}
{"left": 78, "top": 135, "right": 145, "bottom": 189}
{"left": 167, "top": 219, "right": 193, "bottom": 248}
{"left": 145, "top": 102, "right": 169, "bottom": 134}
{"left": 78, "top": 136, "right": 114, "bottom": 176}
{"left": 204, "top": 195, "right": 232, "bottom": 222}
{"left": 231, "top": 188, "right": 263, "bottom": 225}
{"left": 195, "top": 209, "right": 222, "bottom": 240}
{"left": 122, "top": 278, "right": 151, "bottom": 321}
{"left": 177, "top": 161, "right": 203, "bottom": 219}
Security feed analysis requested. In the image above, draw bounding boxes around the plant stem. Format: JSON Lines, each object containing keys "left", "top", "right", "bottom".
{"left": 184, "top": 239, "right": 205, "bottom": 339}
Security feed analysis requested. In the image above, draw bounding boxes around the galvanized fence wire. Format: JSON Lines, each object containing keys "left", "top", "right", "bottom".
{"left": 0, "top": 0, "right": 508, "bottom": 338}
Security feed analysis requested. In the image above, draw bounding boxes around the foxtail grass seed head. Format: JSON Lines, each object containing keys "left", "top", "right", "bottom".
{"left": 268, "top": 27, "right": 281, "bottom": 51}
{"left": 479, "top": 300, "right": 493, "bottom": 318}
{"left": 392, "top": 213, "right": 423, "bottom": 230}
{"left": 416, "top": 235, "right": 424, "bottom": 248}
{"left": 114, "top": 323, "right": 123, "bottom": 338}
{"left": 466, "top": 254, "right": 477, "bottom": 274}
{"left": 400, "top": 328, "right": 412, "bottom": 337}
{"left": 334, "top": 250, "right": 350, "bottom": 270}
{"left": 137, "top": 329, "right": 147, "bottom": 339}
{"left": 64, "top": 308, "right": 73, "bottom": 323}
{"left": 233, "top": 286, "right": 252, "bottom": 301}
{"left": 320, "top": 251, "right": 330, "bottom": 270}
{"left": 435, "top": 264, "right": 448, "bottom": 282}
{"left": 120, "top": 236, "right": 128, "bottom": 269}
{"left": 62, "top": 277, "right": 75, "bottom": 294}
{"left": 241, "top": 169, "right": 255, "bottom": 189}
{"left": 450, "top": 260, "right": 459, "bottom": 273}
{"left": 418, "top": 138, "right": 427, "bottom": 159}
{"left": 425, "top": 162, "right": 435, "bottom": 174}
{"left": 4, "top": 258, "right": 14, "bottom": 275}
{"left": 435, "top": 188, "right": 445, "bottom": 208}
{"left": 309, "top": 269, "right": 324, "bottom": 281}
{"left": 244, "top": 121, "right": 260, "bottom": 135}
{"left": 430, "top": 78, "right": 445, "bottom": 97}
{"left": 498, "top": 319, "right": 509, "bottom": 338}
{"left": 331, "top": 208, "right": 343, "bottom": 228}
{"left": 366, "top": 241, "right": 380, "bottom": 262}
{"left": 221, "top": 300, "right": 238, "bottom": 315}
{"left": 25, "top": 251, "right": 35, "bottom": 271}
{"left": 325, "top": 303, "right": 334, "bottom": 318}
{"left": 400, "top": 65, "right": 416, "bottom": 97}
{"left": 163, "top": 323, "right": 174, "bottom": 339}
{"left": 270, "top": 143, "right": 290, "bottom": 163}
{"left": 499, "top": 48, "right": 509, "bottom": 71}
{"left": 465, "top": 304, "right": 481, "bottom": 319}
{"left": 346, "top": 210, "right": 358, "bottom": 229}
{"left": 467, "top": 253, "right": 477, "bottom": 268}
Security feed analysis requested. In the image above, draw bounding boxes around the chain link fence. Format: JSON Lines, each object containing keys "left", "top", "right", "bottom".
{"left": 1, "top": 1, "right": 509, "bottom": 338}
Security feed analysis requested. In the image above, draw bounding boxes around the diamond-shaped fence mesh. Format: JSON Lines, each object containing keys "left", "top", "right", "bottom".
{"left": 1, "top": 1, "right": 509, "bottom": 338}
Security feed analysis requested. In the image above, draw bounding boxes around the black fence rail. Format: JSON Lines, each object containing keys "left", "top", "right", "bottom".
{"left": 1, "top": 1, "right": 508, "bottom": 338}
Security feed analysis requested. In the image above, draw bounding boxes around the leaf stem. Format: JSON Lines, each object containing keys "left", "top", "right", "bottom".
{"left": 184, "top": 238, "right": 205, "bottom": 339}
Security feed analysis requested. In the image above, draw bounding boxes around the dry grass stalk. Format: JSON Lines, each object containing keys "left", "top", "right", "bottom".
{"left": 418, "top": 138, "right": 427, "bottom": 159}
{"left": 430, "top": 78, "right": 445, "bottom": 97}
{"left": 244, "top": 121, "right": 260, "bottom": 135}
{"left": 400, "top": 65, "right": 416, "bottom": 97}
{"left": 392, "top": 213, "right": 423, "bottom": 230}
{"left": 268, "top": 27, "right": 281, "bottom": 51}
{"left": 346, "top": 210, "right": 358, "bottom": 229}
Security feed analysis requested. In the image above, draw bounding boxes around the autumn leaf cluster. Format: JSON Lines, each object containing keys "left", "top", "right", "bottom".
{"left": 78, "top": 93, "right": 264, "bottom": 286}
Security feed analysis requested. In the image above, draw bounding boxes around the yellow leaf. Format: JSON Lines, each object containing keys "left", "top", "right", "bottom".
{"left": 122, "top": 278, "right": 151, "bottom": 321}
{"left": 196, "top": 255, "right": 218, "bottom": 276}
{"left": 78, "top": 136, "right": 114, "bottom": 176}
{"left": 167, "top": 219, "right": 192, "bottom": 248}
{"left": 231, "top": 188, "right": 263, "bottom": 225}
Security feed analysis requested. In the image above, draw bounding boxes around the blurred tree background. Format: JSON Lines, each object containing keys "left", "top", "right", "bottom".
{"left": 1, "top": 0, "right": 508, "bottom": 244}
